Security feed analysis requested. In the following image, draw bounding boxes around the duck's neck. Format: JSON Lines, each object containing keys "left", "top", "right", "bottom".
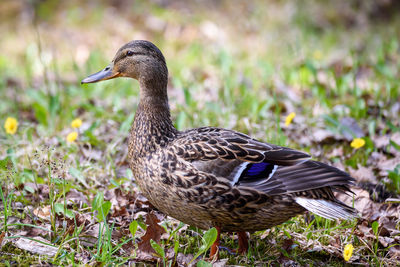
{"left": 130, "top": 77, "right": 178, "bottom": 157}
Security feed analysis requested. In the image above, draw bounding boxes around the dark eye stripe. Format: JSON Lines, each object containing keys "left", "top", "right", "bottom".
{"left": 126, "top": 51, "right": 146, "bottom": 57}
{"left": 114, "top": 50, "right": 155, "bottom": 63}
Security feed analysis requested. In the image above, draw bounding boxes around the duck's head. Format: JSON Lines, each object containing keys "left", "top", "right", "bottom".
{"left": 81, "top": 40, "right": 168, "bottom": 88}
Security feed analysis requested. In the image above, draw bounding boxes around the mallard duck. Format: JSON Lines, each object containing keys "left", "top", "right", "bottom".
{"left": 82, "top": 40, "right": 357, "bottom": 257}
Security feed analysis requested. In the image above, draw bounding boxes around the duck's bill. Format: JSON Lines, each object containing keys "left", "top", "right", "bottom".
{"left": 81, "top": 66, "right": 120, "bottom": 84}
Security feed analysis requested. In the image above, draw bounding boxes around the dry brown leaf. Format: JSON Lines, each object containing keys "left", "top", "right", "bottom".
{"left": 133, "top": 211, "right": 149, "bottom": 220}
{"left": 388, "top": 246, "right": 400, "bottom": 259}
{"left": 336, "top": 187, "right": 374, "bottom": 219}
{"left": 329, "top": 236, "right": 341, "bottom": 249}
{"left": 377, "top": 210, "right": 400, "bottom": 236}
{"left": 312, "top": 129, "right": 336, "bottom": 143}
{"left": 105, "top": 188, "right": 130, "bottom": 207}
{"left": 357, "top": 221, "right": 375, "bottom": 239}
{"left": 80, "top": 223, "right": 104, "bottom": 247}
{"left": 175, "top": 252, "right": 195, "bottom": 267}
{"left": 326, "top": 146, "right": 344, "bottom": 159}
{"left": 112, "top": 206, "right": 129, "bottom": 218}
{"left": 338, "top": 183, "right": 400, "bottom": 252}
{"left": 135, "top": 249, "right": 159, "bottom": 262}
{"left": 130, "top": 192, "right": 154, "bottom": 217}
{"left": 0, "top": 232, "right": 5, "bottom": 248}
{"left": 23, "top": 183, "right": 50, "bottom": 202}
{"left": 378, "top": 236, "right": 395, "bottom": 247}
{"left": 66, "top": 189, "right": 89, "bottom": 205}
{"left": 349, "top": 164, "right": 377, "bottom": 183}
{"left": 71, "top": 212, "right": 91, "bottom": 227}
{"left": 213, "top": 258, "right": 228, "bottom": 267}
{"left": 290, "top": 232, "right": 343, "bottom": 258}
{"left": 21, "top": 215, "right": 33, "bottom": 225}
{"left": 378, "top": 157, "right": 400, "bottom": 172}
{"left": 339, "top": 117, "right": 364, "bottom": 141}
{"left": 136, "top": 212, "right": 166, "bottom": 260}
{"left": 105, "top": 188, "right": 151, "bottom": 215}
{"left": 82, "top": 147, "right": 103, "bottom": 161}
{"left": 33, "top": 205, "right": 51, "bottom": 221}
{"left": 368, "top": 151, "right": 400, "bottom": 176}
{"left": 332, "top": 161, "right": 346, "bottom": 172}
{"left": 336, "top": 186, "right": 399, "bottom": 222}
{"left": 373, "top": 135, "right": 392, "bottom": 149}
{"left": 358, "top": 182, "right": 394, "bottom": 203}
{"left": 14, "top": 236, "right": 58, "bottom": 257}
{"left": 373, "top": 132, "right": 400, "bottom": 154}
{"left": 356, "top": 218, "right": 399, "bottom": 249}
{"left": 5, "top": 216, "right": 20, "bottom": 225}
{"left": 25, "top": 224, "right": 51, "bottom": 237}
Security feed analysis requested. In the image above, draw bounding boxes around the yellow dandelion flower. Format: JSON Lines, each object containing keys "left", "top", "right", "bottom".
{"left": 66, "top": 131, "right": 78, "bottom": 143}
{"left": 285, "top": 112, "right": 296, "bottom": 126}
{"left": 350, "top": 138, "right": 365, "bottom": 149}
{"left": 313, "top": 50, "right": 323, "bottom": 60}
{"left": 4, "top": 117, "right": 18, "bottom": 135}
{"left": 343, "top": 243, "right": 354, "bottom": 261}
{"left": 71, "top": 118, "right": 82, "bottom": 128}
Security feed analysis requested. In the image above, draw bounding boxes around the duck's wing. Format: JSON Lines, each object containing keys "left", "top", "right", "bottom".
{"left": 172, "top": 127, "right": 357, "bottom": 219}
{"left": 234, "top": 160, "right": 357, "bottom": 219}
{"left": 174, "top": 127, "right": 311, "bottom": 166}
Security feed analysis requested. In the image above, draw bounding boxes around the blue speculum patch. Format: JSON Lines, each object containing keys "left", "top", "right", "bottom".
{"left": 246, "top": 162, "right": 271, "bottom": 176}
{"left": 238, "top": 162, "right": 276, "bottom": 182}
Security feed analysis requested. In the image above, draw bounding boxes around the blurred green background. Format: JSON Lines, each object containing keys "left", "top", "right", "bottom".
{"left": 1, "top": 0, "right": 399, "bottom": 130}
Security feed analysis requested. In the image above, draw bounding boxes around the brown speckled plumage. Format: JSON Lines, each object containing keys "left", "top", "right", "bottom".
{"left": 82, "top": 40, "right": 357, "bottom": 254}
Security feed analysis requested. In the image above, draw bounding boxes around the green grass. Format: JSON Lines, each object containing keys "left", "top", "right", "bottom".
{"left": 1, "top": 0, "right": 400, "bottom": 265}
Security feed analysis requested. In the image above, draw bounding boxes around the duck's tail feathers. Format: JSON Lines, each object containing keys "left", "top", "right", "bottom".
{"left": 295, "top": 197, "right": 358, "bottom": 220}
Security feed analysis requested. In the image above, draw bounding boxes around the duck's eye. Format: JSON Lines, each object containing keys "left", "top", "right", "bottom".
{"left": 126, "top": 50, "right": 134, "bottom": 56}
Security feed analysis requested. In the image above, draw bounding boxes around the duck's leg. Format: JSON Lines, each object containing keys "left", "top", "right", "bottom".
{"left": 209, "top": 226, "right": 221, "bottom": 259}
{"left": 237, "top": 231, "right": 248, "bottom": 254}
